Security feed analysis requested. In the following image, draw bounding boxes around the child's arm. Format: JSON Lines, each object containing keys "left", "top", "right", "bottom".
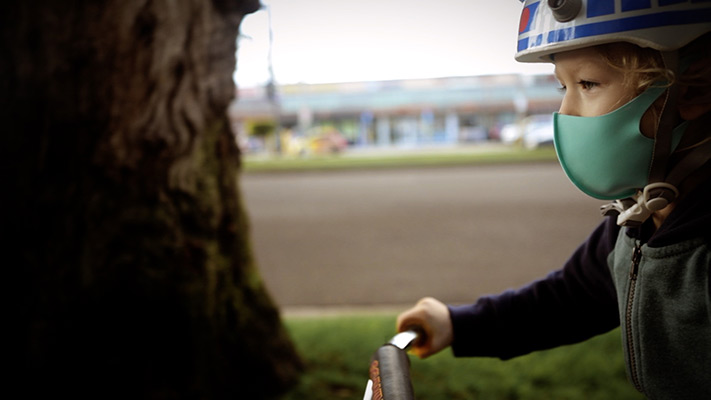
{"left": 397, "top": 217, "right": 621, "bottom": 361}
{"left": 449, "top": 217, "right": 621, "bottom": 359}
{"left": 396, "top": 297, "right": 453, "bottom": 358}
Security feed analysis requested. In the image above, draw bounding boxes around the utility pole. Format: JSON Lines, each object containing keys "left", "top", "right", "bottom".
{"left": 264, "top": 3, "right": 282, "bottom": 154}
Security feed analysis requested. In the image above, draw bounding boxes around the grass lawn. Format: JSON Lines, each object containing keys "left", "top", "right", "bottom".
{"left": 243, "top": 146, "right": 558, "bottom": 173}
{"left": 282, "top": 313, "right": 644, "bottom": 400}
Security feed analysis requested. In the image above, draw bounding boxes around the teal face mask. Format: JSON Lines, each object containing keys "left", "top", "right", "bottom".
{"left": 553, "top": 86, "right": 686, "bottom": 200}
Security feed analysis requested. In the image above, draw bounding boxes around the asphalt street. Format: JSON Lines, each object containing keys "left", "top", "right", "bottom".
{"left": 240, "top": 162, "right": 604, "bottom": 312}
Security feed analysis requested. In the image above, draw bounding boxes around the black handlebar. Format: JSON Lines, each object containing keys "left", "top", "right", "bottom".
{"left": 365, "top": 330, "right": 421, "bottom": 400}
{"left": 368, "top": 344, "right": 415, "bottom": 400}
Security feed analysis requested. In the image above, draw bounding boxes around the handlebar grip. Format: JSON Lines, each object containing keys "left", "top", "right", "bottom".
{"left": 368, "top": 344, "right": 415, "bottom": 400}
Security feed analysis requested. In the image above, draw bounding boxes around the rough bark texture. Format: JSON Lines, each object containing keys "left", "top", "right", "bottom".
{"left": 3, "top": 1, "right": 303, "bottom": 398}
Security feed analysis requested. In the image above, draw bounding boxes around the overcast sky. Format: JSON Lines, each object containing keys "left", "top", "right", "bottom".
{"left": 233, "top": 0, "right": 554, "bottom": 88}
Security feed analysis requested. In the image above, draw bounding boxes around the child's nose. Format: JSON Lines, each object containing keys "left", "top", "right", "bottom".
{"left": 558, "top": 94, "right": 579, "bottom": 116}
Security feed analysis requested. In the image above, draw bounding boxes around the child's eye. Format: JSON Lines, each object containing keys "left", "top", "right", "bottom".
{"left": 578, "top": 80, "right": 598, "bottom": 90}
{"left": 557, "top": 84, "right": 567, "bottom": 93}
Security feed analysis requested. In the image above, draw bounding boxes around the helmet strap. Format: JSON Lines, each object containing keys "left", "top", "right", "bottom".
{"left": 648, "top": 51, "right": 681, "bottom": 185}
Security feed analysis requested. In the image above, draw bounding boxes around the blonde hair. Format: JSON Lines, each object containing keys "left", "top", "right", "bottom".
{"left": 597, "top": 42, "right": 672, "bottom": 94}
{"left": 597, "top": 34, "right": 711, "bottom": 99}
{"left": 596, "top": 36, "right": 711, "bottom": 152}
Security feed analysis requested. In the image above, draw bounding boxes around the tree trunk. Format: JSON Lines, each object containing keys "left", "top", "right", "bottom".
{"left": 3, "top": 1, "right": 303, "bottom": 398}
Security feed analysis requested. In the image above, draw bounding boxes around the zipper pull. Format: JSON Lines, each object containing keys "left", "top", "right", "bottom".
{"left": 629, "top": 242, "right": 642, "bottom": 280}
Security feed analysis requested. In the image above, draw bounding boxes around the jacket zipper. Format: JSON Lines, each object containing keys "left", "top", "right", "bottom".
{"left": 626, "top": 241, "right": 643, "bottom": 393}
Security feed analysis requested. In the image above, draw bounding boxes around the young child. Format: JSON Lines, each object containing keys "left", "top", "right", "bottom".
{"left": 396, "top": 1, "right": 711, "bottom": 398}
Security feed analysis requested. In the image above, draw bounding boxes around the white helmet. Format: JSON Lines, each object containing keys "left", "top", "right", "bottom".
{"left": 516, "top": 0, "right": 711, "bottom": 63}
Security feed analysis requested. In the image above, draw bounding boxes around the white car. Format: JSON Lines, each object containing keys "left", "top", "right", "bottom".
{"left": 501, "top": 114, "right": 554, "bottom": 149}
{"left": 522, "top": 114, "right": 554, "bottom": 149}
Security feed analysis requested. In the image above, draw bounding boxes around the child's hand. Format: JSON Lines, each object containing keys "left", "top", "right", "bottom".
{"left": 396, "top": 297, "right": 453, "bottom": 358}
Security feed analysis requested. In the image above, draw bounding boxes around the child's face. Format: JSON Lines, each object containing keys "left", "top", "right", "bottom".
{"left": 554, "top": 47, "right": 634, "bottom": 117}
{"left": 554, "top": 46, "right": 657, "bottom": 136}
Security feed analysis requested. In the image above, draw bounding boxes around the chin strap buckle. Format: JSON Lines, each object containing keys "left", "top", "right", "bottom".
{"left": 600, "top": 183, "right": 678, "bottom": 227}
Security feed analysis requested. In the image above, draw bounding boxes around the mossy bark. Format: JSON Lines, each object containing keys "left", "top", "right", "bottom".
{"left": 3, "top": 1, "right": 302, "bottom": 398}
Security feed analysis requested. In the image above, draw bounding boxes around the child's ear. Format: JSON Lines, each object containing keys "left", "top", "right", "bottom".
{"left": 677, "top": 83, "right": 711, "bottom": 120}
{"left": 678, "top": 102, "right": 711, "bottom": 121}
{"left": 677, "top": 58, "right": 711, "bottom": 120}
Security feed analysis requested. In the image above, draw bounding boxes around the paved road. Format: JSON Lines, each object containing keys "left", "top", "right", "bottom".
{"left": 241, "top": 162, "right": 604, "bottom": 312}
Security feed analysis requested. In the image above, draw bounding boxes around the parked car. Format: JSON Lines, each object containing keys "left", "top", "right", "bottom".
{"left": 500, "top": 123, "right": 523, "bottom": 145}
{"left": 501, "top": 114, "right": 554, "bottom": 149}
{"left": 309, "top": 130, "right": 349, "bottom": 154}
{"left": 522, "top": 114, "right": 554, "bottom": 149}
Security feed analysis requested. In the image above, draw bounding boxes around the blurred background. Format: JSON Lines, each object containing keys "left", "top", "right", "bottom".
{"left": 228, "top": 0, "right": 605, "bottom": 314}
{"left": 229, "top": 0, "right": 559, "bottom": 156}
